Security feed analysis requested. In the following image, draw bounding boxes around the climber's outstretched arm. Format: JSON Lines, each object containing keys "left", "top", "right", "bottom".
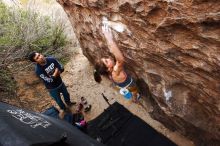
{"left": 102, "top": 24, "right": 125, "bottom": 66}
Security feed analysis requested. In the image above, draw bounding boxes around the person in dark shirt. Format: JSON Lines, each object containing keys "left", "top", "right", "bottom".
{"left": 28, "top": 52, "right": 75, "bottom": 112}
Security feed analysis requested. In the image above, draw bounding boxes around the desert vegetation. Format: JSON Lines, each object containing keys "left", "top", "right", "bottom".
{"left": 0, "top": 0, "right": 70, "bottom": 101}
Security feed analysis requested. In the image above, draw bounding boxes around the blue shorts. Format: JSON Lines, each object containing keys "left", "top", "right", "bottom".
{"left": 114, "top": 75, "right": 136, "bottom": 88}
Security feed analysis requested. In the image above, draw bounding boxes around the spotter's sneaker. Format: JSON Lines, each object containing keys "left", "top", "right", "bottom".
{"left": 66, "top": 101, "right": 76, "bottom": 106}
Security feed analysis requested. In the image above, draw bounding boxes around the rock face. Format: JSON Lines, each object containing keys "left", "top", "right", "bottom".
{"left": 57, "top": 0, "right": 220, "bottom": 145}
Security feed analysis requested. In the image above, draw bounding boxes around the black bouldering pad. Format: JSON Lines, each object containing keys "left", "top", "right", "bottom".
{"left": 87, "top": 102, "right": 177, "bottom": 146}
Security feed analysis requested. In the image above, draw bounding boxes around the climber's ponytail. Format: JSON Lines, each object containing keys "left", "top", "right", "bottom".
{"left": 93, "top": 62, "right": 108, "bottom": 83}
{"left": 94, "top": 69, "right": 102, "bottom": 83}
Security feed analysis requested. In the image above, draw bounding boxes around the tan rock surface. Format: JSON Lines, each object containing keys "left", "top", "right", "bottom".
{"left": 57, "top": 0, "right": 220, "bottom": 145}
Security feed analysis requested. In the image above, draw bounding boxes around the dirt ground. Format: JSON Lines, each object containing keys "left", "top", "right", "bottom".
{"left": 60, "top": 48, "right": 194, "bottom": 146}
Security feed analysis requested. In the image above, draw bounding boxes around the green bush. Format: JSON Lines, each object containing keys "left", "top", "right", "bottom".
{"left": 0, "top": 68, "right": 16, "bottom": 99}
{"left": 0, "top": 1, "right": 68, "bottom": 59}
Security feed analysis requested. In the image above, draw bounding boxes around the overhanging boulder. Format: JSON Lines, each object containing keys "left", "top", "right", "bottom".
{"left": 57, "top": 0, "right": 220, "bottom": 145}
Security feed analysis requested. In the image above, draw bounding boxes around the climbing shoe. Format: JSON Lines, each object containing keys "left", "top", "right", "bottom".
{"left": 81, "top": 97, "right": 88, "bottom": 105}
{"left": 84, "top": 104, "right": 92, "bottom": 113}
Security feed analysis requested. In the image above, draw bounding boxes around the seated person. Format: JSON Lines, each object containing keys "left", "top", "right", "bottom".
{"left": 94, "top": 24, "right": 140, "bottom": 102}
{"left": 42, "top": 105, "right": 87, "bottom": 133}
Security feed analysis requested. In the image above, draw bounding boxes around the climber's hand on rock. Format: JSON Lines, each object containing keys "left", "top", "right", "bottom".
{"left": 102, "top": 23, "right": 113, "bottom": 43}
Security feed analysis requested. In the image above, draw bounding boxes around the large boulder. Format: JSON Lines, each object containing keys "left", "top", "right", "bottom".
{"left": 57, "top": 0, "right": 220, "bottom": 145}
